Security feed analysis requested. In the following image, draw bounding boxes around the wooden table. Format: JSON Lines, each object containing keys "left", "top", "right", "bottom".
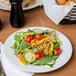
{"left": 0, "top": 7, "right": 76, "bottom": 76}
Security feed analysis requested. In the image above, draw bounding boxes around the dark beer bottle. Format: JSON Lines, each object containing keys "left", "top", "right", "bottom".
{"left": 10, "top": 0, "right": 24, "bottom": 28}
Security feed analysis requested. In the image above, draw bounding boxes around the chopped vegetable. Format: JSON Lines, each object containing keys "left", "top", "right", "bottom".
{"left": 32, "top": 56, "right": 56, "bottom": 65}
{"left": 47, "top": 59, "right": 55, "bottom": 67}
{"left": 56, "top": 36, "right": 62, "bottom": 46}
{"left": 16, "top": 52, "right": 27, "bottom": 64}
{"left": 26, "top": 35, "right": 33, "bottom": 43}
{"left": 17, "top": 54, "right": 25, "bottom": 61}
{"left": 31, "top": 49, "right": 40, "bottom": 54}
{"left": 32, "top": 37, "right": 49, "bottom": 46}
{"left": 33, "top": 29, "right": 43, "bottom": 34}
{"left": 20, "top": 32, "right": 34, "bottom": 40}
{"left": 20, "top": 60, "right": 27, "bottom": 65}
{"left": 50, "top": 30, "right": 56, "bottom": 39}
{"left": 50, "top": 43, "right": 54, "bottom": 52}
{"left": 44, "top": 46, "right": 49, "bottom": 54}
{"left": 25, "top": 48, "right": 33, "bottom": 52}
{"left": 11, "top": 28, "right": 62, "bottom": 67}
{"left": 36, "top": 52, "right": 45, "bottom": 59}
{"left": 24, "top": 52, "right": 36, "bottom": 63}
{"left": 54, "top": 47, "right": 62, "bottom": 55}
{"left": 31, "top": 39, "right": 36, "bottom": 43}
{"left": 31, "top": 56, "right": 34, "bottom": 63}
{"left": 35, "top": 34, "right": 43, "bottom": 40}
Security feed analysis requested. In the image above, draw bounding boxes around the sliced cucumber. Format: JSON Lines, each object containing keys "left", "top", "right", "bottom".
{"left": 32, "top": 48, "right": 37, "bottom": 52}
{"left": 24, "top": 52, "right": 36, "bottom": 63}
{"left": 47, "top": 59, "right": 55, "bottom": 65}
{"left": 33, "top": 29, "right": 43, "bottom": 34}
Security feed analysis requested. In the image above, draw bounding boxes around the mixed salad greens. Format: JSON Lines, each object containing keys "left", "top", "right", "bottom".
{"left": 11, "top": 28, "right": 62, "bottom": 67}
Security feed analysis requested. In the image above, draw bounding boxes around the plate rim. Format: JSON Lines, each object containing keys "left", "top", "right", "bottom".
{"left": 4, "top": 27, "right": 73, "bottom": 73}
{"left": 0, "top": 0, "right": 42, "bottom": 11}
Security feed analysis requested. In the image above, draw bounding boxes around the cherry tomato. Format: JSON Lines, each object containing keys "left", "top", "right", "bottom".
{"left": 36, "top": 52, "right": 45, "bottom": 59}
{"left": 54, "top": 47, "right": 61, "bottom": 55}
{"left": 26, "top": 35, "right": 33, "bottom": 43}
{"left": 35, "top": 34, "right": 43, "bottom": 40}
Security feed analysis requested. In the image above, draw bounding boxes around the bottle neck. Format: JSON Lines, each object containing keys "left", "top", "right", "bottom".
{"left": 11, "top": 3, "right": 22, "bottom": 6}
{"left": 11, "top": 3, "right": 22, "bottom": 11}
{"left": 11, "top": 2, "right": 22, "bottom": 5}
{"left": 10, "top": 0, "right": 23, "bottom": 4}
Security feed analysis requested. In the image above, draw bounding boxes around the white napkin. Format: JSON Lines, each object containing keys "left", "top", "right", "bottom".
{"left": 43, "top": 0, "right": 76, "bottom": 25}
{"left": 0, "top": 42, "right": 35, "bottom": 76}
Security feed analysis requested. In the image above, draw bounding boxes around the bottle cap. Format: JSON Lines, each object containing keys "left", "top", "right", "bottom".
{"left": 10, "top": 0, "right": 23, "bottom": 4}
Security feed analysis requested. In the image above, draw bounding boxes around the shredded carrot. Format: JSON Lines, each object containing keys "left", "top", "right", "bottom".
{"left": 31, "top": 56, "right": 33, "bottom": 63}
{"left": 44, "top": 46, "right": 49, "bottom": 54}
{"left": 44, "top": 32, "right": 56, "bottom": 40}
{"left": 43, "top": 44, "right": 46, "bottom": 48}
{"left": 31, "top": 49, "right": 40, "bottom": 54}
{"left": 31, "top": 39, "right": 52, "bottom": 54}
{"left": 17, "top": 54, "right": 21, "bottom": 59}
{"left": 16, "top": 51, "right": 18, "bottom": 55}
{"left": 44, "top": 34, "right": 49, "bottom": 37}
{"left": 50, "top": 30, "right": 56, "bottom": 39}
{"left": 43, "top": 40, "right": 52, "bottom": 48}
{"left": 36, "top": 45, "right": 43, "bottom": 49}
{"left": 20, "top": 54, "right": 25, "bottom": 61}
{"left": 32, "top": 39, "right": 52, "bottom": 54}
{"left": 39, "top": 45, "right": 43, "bottom": 49}
{"left": 17, "top": 53, "right": 25, "bottom": 61}
{"left": 31, "top": 45, "right": 44, "bottom": 54}
{"left": 49, "top": 40, "right": 52, "bottom": 44}
{"left": 49, "top": 47, "right": 50, "bottom": 53}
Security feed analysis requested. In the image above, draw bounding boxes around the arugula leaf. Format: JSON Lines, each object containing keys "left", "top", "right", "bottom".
{"left": 20, "top": 39, "right": 26, "bottom": 49}
{"left": 14, "top": 32, "right": 21, "bottom": 41}
{"left": 20, "top": 39, "right": 33, "bottom": 49}
{"left": 54, "top": 42, "right": 59, "bottom": 49}
{"left": 44, "top": 30, "right": 56, "bottom": 34}
{"left": 41, "top": 48, "right": 45, "bottom": 52}
{"left": 25, "top": 44, "right": 32, "bottom": 49}
{"left": 45, "top": 41, "right": 49, "bottom": 44}
{"left": 27, "top": 29, "right": 33, "bottom": 32}
{"left": 32, "top": 56, "right": 55, "bottom": 65}
{"left": 52, "top": 55, "right": 58, "bottom": 60}
{"left": 32, "top": 48, "right": 37, "bottom": 52}
{"left": 11, "top": 41, "right": 20, "bottom": 50}
{"left": 44, "top": 30, "right": 50, "bottom": 34}
{"left": 11, "top": 42, "right": 17, "bottom": 50}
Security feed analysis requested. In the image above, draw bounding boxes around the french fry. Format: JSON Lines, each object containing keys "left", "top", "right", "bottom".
{"left": 72, "top": 0, "right": 76, "bottom": 3}
{"left": 56, "top": 0, "right": 66, "bottom": 5}
{"left": 56, "top": 0, "right": 76, "bottom": 5}
{"left": 65, "top": 0, "right": 71, "bottom": 5}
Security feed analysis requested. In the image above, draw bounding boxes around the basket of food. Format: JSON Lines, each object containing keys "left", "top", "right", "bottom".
{"left": 43, "top": 0, "right": 76, "bottom": 24}
{"left": 55, "top": 0, "right": 76, "bottom": 24}
{"left": 60, "top": 5, "right": 76, "bottom": 24}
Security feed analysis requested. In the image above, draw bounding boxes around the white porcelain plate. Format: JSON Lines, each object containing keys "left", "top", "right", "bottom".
{"left": 4, "top": 27, "right": 72, "bottom": 73}
{"left": 0, "top": 0, "right": 42, "bottom": 11}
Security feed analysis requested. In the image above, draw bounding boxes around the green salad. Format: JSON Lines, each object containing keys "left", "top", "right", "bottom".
{"left": 11, "top": 28, "right": 62, "bottom": 67}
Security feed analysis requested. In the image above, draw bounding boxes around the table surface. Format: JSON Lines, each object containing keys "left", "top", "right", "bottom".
{"left": 0, "top": 6, "right": 76, "bottom": 76}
